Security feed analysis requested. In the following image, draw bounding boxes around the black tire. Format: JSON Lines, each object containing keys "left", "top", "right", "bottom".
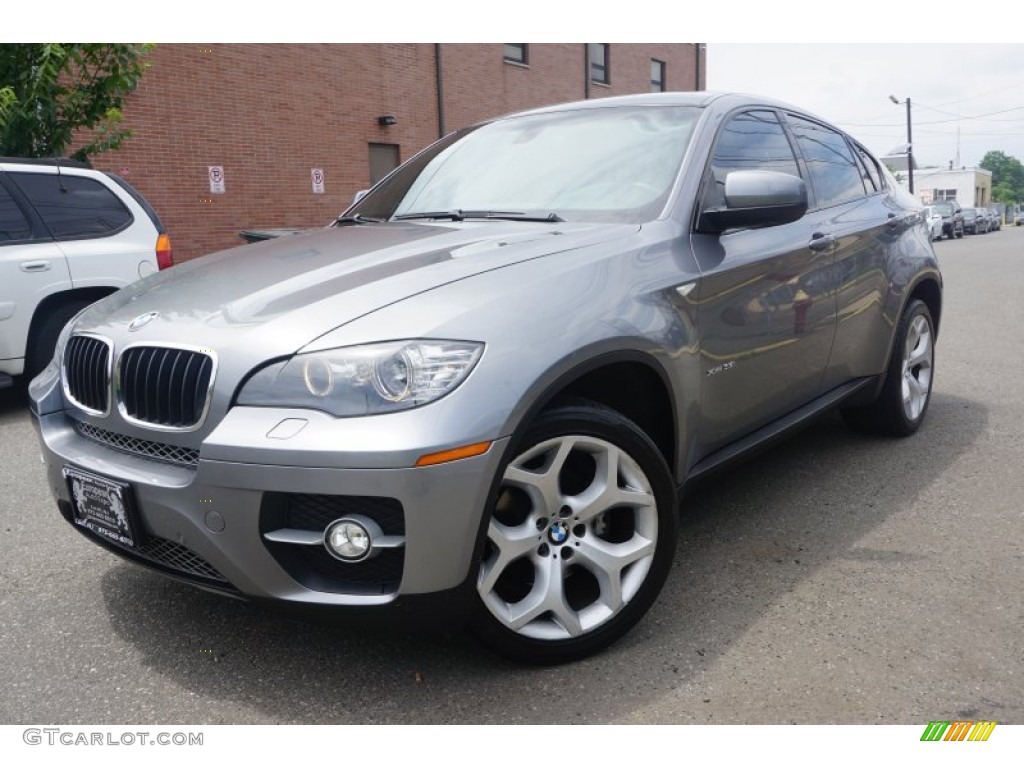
{"left": 470, "top": 400, "right": 678, "bottom": 664}
{"left": 23, "top": 300, "right": 93, "bottom": 382}
{"left": 841, "top": 299, "right": 935, "bottom": 437}
{"left": 955, "top": 224, "right": 964, "bottom": 239}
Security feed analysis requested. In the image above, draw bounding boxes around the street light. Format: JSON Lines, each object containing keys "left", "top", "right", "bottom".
{"left": 889, "top": 95, "right": 913, "bottom": 194}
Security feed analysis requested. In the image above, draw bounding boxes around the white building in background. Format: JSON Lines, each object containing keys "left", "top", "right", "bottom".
{"left": 889, "top": 166, "right": 993, "bottom": 207}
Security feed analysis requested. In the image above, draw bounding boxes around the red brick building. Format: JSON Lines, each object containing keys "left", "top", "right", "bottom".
{"left": 90, "top": 44, "right": 706, "bottom": 261}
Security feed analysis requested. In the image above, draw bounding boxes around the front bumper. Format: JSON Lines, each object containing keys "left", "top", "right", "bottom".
{"left": 34, "top": 408, "right": 508, "bottom": 615}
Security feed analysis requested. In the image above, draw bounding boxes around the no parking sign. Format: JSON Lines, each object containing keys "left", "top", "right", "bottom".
{"left": 208, "top": 165, "right": 225, "bottom": 194}
{"left": 311, "top": 168, "right": 325, "bottom": 194}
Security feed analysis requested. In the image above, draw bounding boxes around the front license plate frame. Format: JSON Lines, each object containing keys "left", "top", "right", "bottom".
{"left": 63, "top": 466, "right": 143, "bottom": 550}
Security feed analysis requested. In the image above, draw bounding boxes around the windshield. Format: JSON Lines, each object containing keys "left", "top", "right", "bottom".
{"left": 932, "top": 202, "right": 952, "bottom": 213}
{"left": 351, "top": 106, "right": 701, "bottom": 224}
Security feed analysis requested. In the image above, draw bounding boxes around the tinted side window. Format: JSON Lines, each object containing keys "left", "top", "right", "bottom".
{"left": 787, "top": 116, "right": 866, "bottom": 208}
{"left": 9, "top": 173, "right": 132, "bottom": 239}
{"left": 705, "top": 110, "right": 800, "bottom": 209}
{"left": 0, "top": 185, "right": 32, "bottom": 243}
{"left": 853, "top": 144, "right": 883, "bottom": 192}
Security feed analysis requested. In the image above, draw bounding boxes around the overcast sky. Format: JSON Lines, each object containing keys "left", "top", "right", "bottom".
{"left": 707, "top": 44, "right": 1024, "bottom": 170}
{"left": 6, "top": 10, "right": 1023, "bottom": 173}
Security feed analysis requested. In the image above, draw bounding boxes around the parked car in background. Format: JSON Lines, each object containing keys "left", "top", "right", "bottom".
{"left": 962, "top": 207, "right": 988, "bottom": 235}
{"left": 988, "top": 209, "right": 1002, "bottom": 231}
{"left": 1016, "top": 210, "right": 1024, "bottom": 226}
{"left": 930, "top": 199, "right": 964, "bottom": 239}
{"left": 0, "top": 158, "right": 173, "bottom": 390}
{"left": 29, "top": 92, "right": 942, "bottom": 662}
{"left": 979, "top": 208, "right": 992, "bottom": 232}
{"left": 922, "top": 206, "right": 944, "bottom": 240}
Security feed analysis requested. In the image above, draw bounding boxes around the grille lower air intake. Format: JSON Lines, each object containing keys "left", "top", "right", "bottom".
{"left": 64, "top": 335, "right": 111, "bottom": 414}
{"left": 138, "top": 535, "right": 228, "bottom": 583}
{"left": 74, "top": 419, "right": 200, "bottom": 468}
{"left": 118, "top": 346, "right": 214, "bottom": 429}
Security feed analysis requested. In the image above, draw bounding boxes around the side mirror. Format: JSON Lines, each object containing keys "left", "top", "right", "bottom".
{"left": 700, "top": 170, "right": 808, "bottom": 233}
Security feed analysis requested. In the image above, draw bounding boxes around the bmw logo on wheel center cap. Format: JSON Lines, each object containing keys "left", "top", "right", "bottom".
{"left": 128, "top": 311, "right": 159, "bottom": 331}
{"left": 548, "top": 521, "right": 569, "bottom": 545}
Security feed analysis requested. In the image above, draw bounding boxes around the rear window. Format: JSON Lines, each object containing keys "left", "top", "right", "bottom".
{"left": 9, "top": 172, "right": 133, "bottom": 239}
{"left": 106, "top": 173, "right": 165, "bottom": 233}
{"left": 852, "top": 144, "right": 883, "bottom": 193}
{"left": 786, "top": 115, "right": 866, "bottom": 209}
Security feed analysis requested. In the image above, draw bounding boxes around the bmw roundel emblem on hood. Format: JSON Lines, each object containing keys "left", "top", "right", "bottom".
{"left": 128, "top": 311, "right": 159, "bottom": 331}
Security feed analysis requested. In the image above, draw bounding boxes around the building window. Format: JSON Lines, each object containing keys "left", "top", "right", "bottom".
{"left": 935, "top": 189, "right": 957, "bottom": 201}
{"left": 369, "top": 143, "right": 400, "bottom": 185}
{"left": 589, "top": 44, "right": 609, "bottom": 85}
{"left": 503, "top": 44, "right": 528, "bottom": 65}
{"left": 650, "top": 59, "right": 666, "bottom": 92}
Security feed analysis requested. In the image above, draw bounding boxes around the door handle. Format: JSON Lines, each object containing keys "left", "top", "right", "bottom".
{"left": 20, "top": 260, "right": 52, "bottom": 272}
{"left": 808, "top": 233, "right": 836, "bottom": 252}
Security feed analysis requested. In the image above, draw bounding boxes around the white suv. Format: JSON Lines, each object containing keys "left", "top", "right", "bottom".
{"left": 0, "top": 158, "right": 172, "bottom": 388}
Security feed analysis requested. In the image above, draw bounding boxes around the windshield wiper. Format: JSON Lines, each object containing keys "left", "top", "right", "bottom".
{"left": 334, "top": 213, "right": 384, "bottom": 225}
{"left": 393, "top": 209, "right": 564, "bottom": 223}
{"left": 486, "top": 212, "right": 565, "bottom": 223}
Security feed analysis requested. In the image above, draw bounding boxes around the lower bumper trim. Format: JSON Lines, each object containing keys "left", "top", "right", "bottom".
{"left": 58, "top": 500, "right": 236, "bottom": 593}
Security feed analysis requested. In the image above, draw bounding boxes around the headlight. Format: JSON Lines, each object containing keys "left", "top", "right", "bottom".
{"left": 236, "top": 340, "right": 484, "bottom": 417}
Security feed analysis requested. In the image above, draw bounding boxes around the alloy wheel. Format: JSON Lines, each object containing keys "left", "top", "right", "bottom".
{"left": 901, "top": 313, "right": 933, "bottom": 421}
{"left": 477, "top": 435, "right": 658, "bottom": 641}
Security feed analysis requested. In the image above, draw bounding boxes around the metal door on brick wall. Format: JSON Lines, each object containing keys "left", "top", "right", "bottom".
{"left": 369, "top": 143, "right": 400, "bottom": 185}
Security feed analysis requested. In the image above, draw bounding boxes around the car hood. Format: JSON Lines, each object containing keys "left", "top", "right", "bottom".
{"left": 79, "top": 220, "right": 638, "bottom": 356}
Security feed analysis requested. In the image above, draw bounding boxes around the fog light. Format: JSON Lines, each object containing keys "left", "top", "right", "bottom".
{"left": 324, "top": 518, "right": 373, "bottom": 561}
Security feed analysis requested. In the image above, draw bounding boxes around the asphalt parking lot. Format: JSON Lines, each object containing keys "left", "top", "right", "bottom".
{"left": 1, "top": 226, "right": 1021, "bottom": 725}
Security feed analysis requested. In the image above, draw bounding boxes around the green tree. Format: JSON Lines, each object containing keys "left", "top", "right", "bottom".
{"left": 979, "top": 150, "right": 1024, "bottom": 201}
{"left": 0, "top": 43, "right": 153, "bottom": 162}
{"left": 992, "top": 182, "right": 1017, "bottom": 205}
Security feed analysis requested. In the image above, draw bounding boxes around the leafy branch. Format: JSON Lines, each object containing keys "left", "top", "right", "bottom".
{"left": 0, "top": 43, "right": 153, "bottom": 161}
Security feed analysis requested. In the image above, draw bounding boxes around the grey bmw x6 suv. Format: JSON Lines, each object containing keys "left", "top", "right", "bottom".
{"left": 31, "top": 92, "right": 941, "bottom": 663}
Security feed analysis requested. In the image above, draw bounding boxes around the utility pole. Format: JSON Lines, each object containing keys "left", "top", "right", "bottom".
{"left": 906, "top": 97, "right": 914, "bottom": 194}
{"left": 889, "top": 95, "right": 914, "bottom": 194}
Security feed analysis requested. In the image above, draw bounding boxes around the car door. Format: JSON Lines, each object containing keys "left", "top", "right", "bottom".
{"left": 690, "top": 109, "right": 838, "bottom": 454}
{"left": 0, "top": 175, "right": 72, "bottom": 371}
{"left": 816, "top": 138, "right": 916, "bottom": 389}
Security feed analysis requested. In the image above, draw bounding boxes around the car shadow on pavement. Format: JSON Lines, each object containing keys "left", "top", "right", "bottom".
{"left": 99, "top": 391, "right": 988, "bottom": 724}
{"left": 0, "top": 381, "right": 30, "bottom": 421}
